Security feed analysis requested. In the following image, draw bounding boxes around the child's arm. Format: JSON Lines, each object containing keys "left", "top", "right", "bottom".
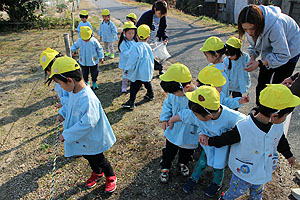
{"left": 125, "top": 46, "right": 138, "bottom": 71}
{"left": 71, "top": 40, "right": 80, "bottom": 54}
{"left": 95, "top": 40, "right": 104, "bottom": 62}
{"left": 277, "top": 134, "right": 296, "bottom": 166}
{"left": 160, "top": 95, "right": 173, "bottom": 131}
{"left": 119, "top": 42, "right": 131, "bottom": 59}
{"left": 168, "top": 114, "right": 181, "bottom": 130}
{"left": 110, "top": 22, "right": 118, "bottom": 36}
{"left": 98, "top": 23, "right": 103, "bottom": 40}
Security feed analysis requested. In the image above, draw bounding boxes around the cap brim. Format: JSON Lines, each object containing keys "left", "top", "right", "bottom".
{"left": 288, "top": 95, "right": 300, "bottom": 109}
{"left": 159, "top": 73, "right": 171, "bottom": 81}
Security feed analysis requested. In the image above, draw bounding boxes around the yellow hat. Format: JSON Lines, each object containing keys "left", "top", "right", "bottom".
{"left": 49, "top": 56, "right": 80, "bottom": 78}
{"left": 126, "top": 13, "right": 137, "bottom": 20}
{"left": 200, "top": 36, "right": 224, "bottom": 52}
{"left": 198, "top": 65, "right": 227, "bottom": 87}
{"left": 159, "top": 62, "right": 192, "bottom": 83}
{"left": 80, "top": 26, "right": 93, "bottom": 40}
{"left": 259, "top": 84, "right": 300, "bottom": 110}
{"left": 186, "top": 85, "right": 220, "bottom": 110}
{"left": 40, "top": 48, "right": 59, "bottom": 70}
{"left": 102, "top": 9, "right": 110, "bottom": 16}
{"left": 123, "top": 21, "right": 136, "bottom": 30}
{"left": 137, "top": 24, "right": 150, "bottom": 39}
{"left": 80, "top": 10, "right": 88, "bottom": 16}
{"left": 226, "top": 36, "right": 242, "bottom": 49}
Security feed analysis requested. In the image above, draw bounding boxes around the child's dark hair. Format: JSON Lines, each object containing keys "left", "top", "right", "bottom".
{"left": 152, "top": 0, "right": 168, "bottom": 15}
{"left": 79, "top": 14, "right": 88, "bottom": 18}
{"left": 126, "top": 17, "right": 137, "bottom": 25}
{"left": 188, "top": 101, "right": 218, "bottom": 117}
{"left": 118, "top": 28, "right": 137, "bottom": 51}
{"left": 46, "top": 69, "right": 82, "bottom": 86}
{"left": 160, "top": 80, "right": 190, "bottom": 94}
{"left": 257, "top": 105, "right": 295, "bottom": 118}
{"left": 205, "top": 46, "right": 226, "bottom": 58}
{"left": 44, "top": 52, "right": 64, "bottom": 78}
{"left": 225, "top": 45, "right": 243, "bottom": 70}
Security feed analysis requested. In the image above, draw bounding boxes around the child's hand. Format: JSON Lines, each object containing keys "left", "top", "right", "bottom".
{"left": 239, "top": 96, "right": 250, "bottom": 104}
{"left": 161, "top": 121, "right": 169, "bottom": 131}
{"left": 199, "top": 135, "right": 209, "bottom": 146}
{"left": 59, "top": 134, "right": 65, "bottom": 142}
{"left": 55, "top": 102, "right": 63, "bottom": 109}
{"left": 163, "top": 39, "right": 168, "bottom": 45}
{"left": 124, "top": 70, "right": 128, "bottom": 75}
{"left": 168, "top": 118, "right": 175, "bottom": 130}
{"left": 287, "top": 156, "right": 296, "bottom": 166}
{"left": 56, "top": 115, "right": 65, "bottom": 123}
{"left": 99, "top": 59, "right": 104, "bottom": 64}
{"left": 75, "top": 30, "right": 78, "bottom": 33}
{"left": 99, "top": 36, "right": 102, "bottom": 41}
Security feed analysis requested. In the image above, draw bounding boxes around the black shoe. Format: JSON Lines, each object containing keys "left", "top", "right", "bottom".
{"left": 122, "top": 100, "right": 135, "bottom": 109}
{"left": 159, "top": 70, "right": 164, "bottom": 75}
{"left": 183, "top": 177, "right": 197, "bottom": 194}
{"left": 144, "top": 94, "right": 154, "bottom": 101}
{"left": 204, "top": 183, "right": 222, "bottom": 198}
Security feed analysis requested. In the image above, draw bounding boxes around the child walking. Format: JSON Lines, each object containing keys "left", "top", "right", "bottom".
{"left": 159, "top": 63, "right": 198, "bottom": 183}
{"left": 71, "top": 26, "right": 104, "bottom": 90}
{"left": 49, "top": 56, "right": 117, "bottom": 192}
{"left": 126, "top": 13, "right": 137, "bottom": 25}
{"left": 118, "top": 21, "right": 137, "bottom": 93}
{"left": 122, "top": 24, "right": 154, "bottom": 109}
{"left": 199, "top": 84, "right": 299, "bottom": 199}
{"left": 75, "top": 10, "right": 93, "bottom": 39}
{"left": 168, "top": 86, "right": 245, "bottom": 197}
{"left": 223, "top": 36, "right": 251, "bottom": 98}
{"left": 98, "top": 9, "right": 118, "bottom": 59}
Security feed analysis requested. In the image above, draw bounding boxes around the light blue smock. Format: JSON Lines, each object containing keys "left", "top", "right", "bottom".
{"left": 98, "top": 20, "right": 118, "bottom": 43}
{"left": 58, "top": 86, "right": 116, "bottom": 157}
{"left": 160, "top": 94, "right": 199, "bottom": 149}
{"left": 209, "top": 63, "right": 229, "bottom": 97}
{"left": 124, "top": 42, "right": 154, "bottom": 82}
{"left": 54, "top": 83, "right": 69, "bottom": 105}
{"left": 220, "top": 91, "right": 241, "bottom": 110}
{"left": 71, "top": 37, "right": 104, "bottom": 66}
{"left": 178, "top": 106, "right": 246, "bottom": 169}
{"left": 223, "top": 53, "right": 251, "bottom": 94}
{"left": 76, "top": 21, "right": 93, "bottom": 39}
{"left": 118, "top": 39, "right": 136, "bottom": 70}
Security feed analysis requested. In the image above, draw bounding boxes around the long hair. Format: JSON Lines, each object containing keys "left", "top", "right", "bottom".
{"left": 118, "top": 28, "right": 137, "bottom": 51}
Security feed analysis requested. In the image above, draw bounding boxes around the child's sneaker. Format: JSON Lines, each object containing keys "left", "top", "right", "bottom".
{"left": 144, "top": 94, "right": 154, "bottom": 101}
{"left": 178, "top": 163, "right": 189, "bottom": 177}
{"left": 160, "top": 168, "right": 169, "bottom": 183}
{"left": 85, "top": 81, "right": 90, "bottom": 86}
{"left": 105, "top": 52, "right": 110, "bottom": 57}
{"left": 92, "top": 82, "right": 99, "bottom": 90}
{"left": 183, "top": 177, "right": 197, "bottom": 194}
{"left": 204, "top": 183, "right": 222, "bottom": 197}
{"left": 121, "top": 88, "right": 127, "bottom": 93}
{"left": 105, "top": 175, "right": 117, "bottom": 193}
{"left": 86, "top": 171, "right": 104, "bottom": 188}
{"left": 110, "top": 53, "right": 115, "bottom": 59}
{"left": 122, "top": 100, "right": 135, "bottom": 109}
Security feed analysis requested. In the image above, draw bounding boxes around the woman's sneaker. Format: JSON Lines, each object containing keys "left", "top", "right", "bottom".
{"left": 86, "top": 172, "right": 104, "bottom": 188}
{"left": 122, "top": 100, "right": 135, "bottom": 109}
{"left": 105, "top": 175, "right": 117, "bottom": 193}
{"left": 204, "top": 183, "right": 222, "bottom": 197}
{"left": 160, "top": 169, "right": 169, "bottom": 183}
{"left": 178, "top": 163, "right": 189, "bottom": 177}
{"left": 183, "top": 178, "right": 197, "bottom": 194}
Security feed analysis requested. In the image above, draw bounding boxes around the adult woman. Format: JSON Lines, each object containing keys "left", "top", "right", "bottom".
{"left": 137, "top": 0, "right": 168, "bottom": 74}
{"left": 238, "top": 5, "right": 300, "bottom": 105}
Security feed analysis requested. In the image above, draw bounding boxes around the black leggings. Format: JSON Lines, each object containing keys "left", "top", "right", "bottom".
{"left": 83, "top": 153, "right": 115, "bottom": 176}
{"left": 129, "top": 80, "right": 154, "bottom": 103}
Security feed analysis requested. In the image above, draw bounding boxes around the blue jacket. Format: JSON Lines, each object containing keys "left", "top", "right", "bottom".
{"left": 137, "top": 10, "right": 168, "bottom": 41}
{"left": 220, "top": 92, "right": 241, "bottom": 110}
{"left": 98, "top": 20, "right": 118, "bottom": 42}
{"left": 160, "top": 93, "right": 199, "bottom": 149}
{"left": 118, "top": 39, "right": 136, "bottom": 70}
{"left": 124, "top": 42, "right": 154, "bottom": 82}
{"left": 58, "top": 86, "right": 116, "bottom": 157}
{"left": 71, "top": 37, "right": 104, "bottom": 66}
{"left": 223, "top": 53, "right": 251, "bottom": 94}
{"left": 76, "top": 21, "right": 93, "bottom": 39}
{"left": 209, "top": 63, "right": 230, "bottom": 97}
{"left": 54, "top": 83, "right": 69, "bottom": 106}
{"left": 247, "top": 5, "right": 300, "bottom": 69}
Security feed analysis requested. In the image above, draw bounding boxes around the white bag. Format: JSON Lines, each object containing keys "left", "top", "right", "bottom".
{"left": 150, "top": 42, "right": 171, "bottom": 64}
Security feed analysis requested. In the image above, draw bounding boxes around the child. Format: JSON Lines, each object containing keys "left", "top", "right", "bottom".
{"left": 98, "top": 9, "right": 118, "bottom": 59}
{"left": 40, "top": 48, "right": 68, "bottom": 108}
{"left": 75, "top": 10, "right": 93, "bottom": 39}
{"left": 197, "top": 65, "right": 249, "bottom": 110}
{"left": 224, "top": 36, "right": 251, "bottom": 98}
{"left": 199, "top": 84, "right": 299, "bottom": 199}
{"left": 118, "top": 21, "right": 137, "bottom": 93}
{"left": 48, "top": 56, "right": 117, "bottom": 192}
{"left": 126, "top": 13, "right": 137, "bottom": 25}
{"left": 168, "top": 86, "right": 246, "bottom": 197}
{"left": 159, "top": 63, "right": 198, "bottom": 183}
{"left": 71, "top": 26, "right": 104, "bottom": 90}
{"left": 122, "top": 24, "right": 154, "bottom": 109}
{"left": 200, "top": 36, "right": 229, "bottom": 97}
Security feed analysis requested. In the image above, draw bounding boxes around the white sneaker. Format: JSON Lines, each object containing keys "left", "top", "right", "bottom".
{"left": 296, "top": 170, "right": 300, "bottom": 180}
{"left": 178, "top": 163, "right": 189, "bottom": 177}
{"left": 291, "top": 188, "right": 300, "bottom": 200}
{"left": 160, "top": 169, "right": 169, "bottom": 183}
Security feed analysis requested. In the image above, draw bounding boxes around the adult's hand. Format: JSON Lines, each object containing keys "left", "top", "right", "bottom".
{"left": 282, "top": 77, "right": 293, "bottom": 87}
{"left": 244, "top": 60, "right": 259, "bottom": 72}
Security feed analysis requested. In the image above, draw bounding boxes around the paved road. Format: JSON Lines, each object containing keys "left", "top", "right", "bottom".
{"left": 95, "top": 0, "right": 300, "bottom": 159}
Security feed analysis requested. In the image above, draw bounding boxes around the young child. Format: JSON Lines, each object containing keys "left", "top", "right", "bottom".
{"left": 98, "top": 9, "right": 118, "bottom": 59}
{"left": 200, "top": 36, "right": 229, "bottom": 97}
{"left": 40, "top": 48, "right": 68, "bottom": 108}
{"left": 75, "top": 10, "right": 93, "bottom": 39}
{"left": 199, "top": 84, "right": 299, "bottom": 199}
{"left": 197, "top": 65, "right": 249, "bottom": 110}
{"left": 223, "top": 36, "right": 251, "bottom": 98}
{"left": 71, "top": 26, "right": 104, "bottom": 90}
{"left": 126, "top": 13, "right": 137, "bottom": 25}
{"left": 118, "top": 21, "right": 137, "bottom": 93}
{"left": 168, "top": 86, "right": 246, "bottom": 197}
{"left": 159, "top": 63, "right": 198, "bottom": 183}
{"left": 48, "top": 56, "right": 117, "bottom": 192}
{"left": 122, "top": 24, "right": 154, "bottom": 109}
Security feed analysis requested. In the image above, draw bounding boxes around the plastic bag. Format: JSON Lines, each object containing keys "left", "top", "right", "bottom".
{"left": 150, "top": 42, "right": 171, "bottom": 64}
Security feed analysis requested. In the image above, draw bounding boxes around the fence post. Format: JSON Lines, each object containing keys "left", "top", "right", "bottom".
{"left": 63, "top": 33, "right": 72, "bottom": 57}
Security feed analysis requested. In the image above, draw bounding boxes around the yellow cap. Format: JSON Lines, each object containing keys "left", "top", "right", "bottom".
{"left": 80, "top": 26, "right": 92, "bottom": 40}
{"left": 226, "top": 36, "right": 242, "bottom": 49}
{"left": 126, "top": 13, "right": 137, "bottom": 20}
{"left": 200, "top": 36, "right": 224, "bottom": 52}
{"left": 198, "top": 65, "right": 227, "bottom": 87}
{"left": 159, "top": 62, "right": 192, "bottom": 83}
{"left": 102, "top": 9, "right": 110, "bottom": 16}
{"left": 50, "top": 56, "right": 80, "bottom": 78}
{"left": 40, "top": 48, "right": 59, "bottom": 70}
{"left": 123, "top": 21, "right": 136, "bottom": 30}
{"left": 259, "top": 84, "right": 300, "bottom": 110}
{"left": 80, "top": 10, "right": 88, "bottom": 16}
{"left": 186, "top": 85, "right": 220, "bottom": 110}
{"left": 137, "top": 24, "right": 150, "bottom": 39}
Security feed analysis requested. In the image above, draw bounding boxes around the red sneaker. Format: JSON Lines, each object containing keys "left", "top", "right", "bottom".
{"left": 86, "top": 172, "right": 104, "bottom": 188}
{"left": 105, "top": 175, "right": 117, "bottom": 193}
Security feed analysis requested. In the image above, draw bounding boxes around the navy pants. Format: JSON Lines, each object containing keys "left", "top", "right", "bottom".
{"left": 129, "top": 80, "right": 154, "bottom": 103}
{"left": 83, "top": 153, "right": 115, "bottom": 177}
{"left": 81, "top": 64, "right": 99, "bottom": 83}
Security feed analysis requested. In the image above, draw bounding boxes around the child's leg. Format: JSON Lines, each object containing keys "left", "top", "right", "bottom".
{"left": 90, "top": 64, "right": 99, "bottom": 83}
{"left": 129, "top": 80, "right": 143, "bottom": 103}
{"left": 178, "top": 148, "right": 194, "bottom": 165}
{"left": 212, "top": 168, "right": 225, "bottom": 186}
{"left": 249, "top": 184, "right": 264, "bottom": 200}
{"left": 81, "top": 65, "right": 90, "bottom": 83}
{"left": 160, "top": 139, "right": 179, "bottom": 169}
{"left": 143, "top": 81, "right": 154, "bottom": 98}
{"left": 108, "top": 42, "right": 114, "bottom": 54}
{"left": 191, "top": 150, "right": 208, "bottom": 181}
{"left": 104, "top": 42, "right": 109, "bottom": 53}
{"left": 83, "top": 153, "right": 115, "bottom": 177}
{"left": 121, "top": 78, "right": 128, "bottom": 92}
{"left": 222, "top": 174, "right": 251, "bottom": 199}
